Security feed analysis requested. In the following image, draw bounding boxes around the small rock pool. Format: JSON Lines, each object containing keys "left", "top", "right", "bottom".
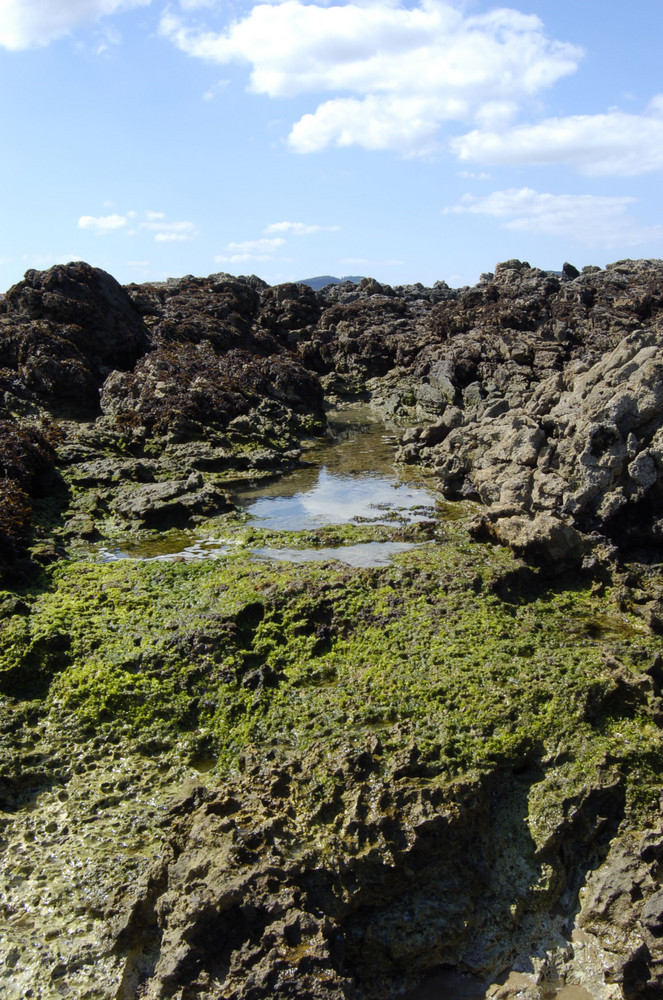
{"left": 98, "top": 407, "right": 439, "bottom": 568}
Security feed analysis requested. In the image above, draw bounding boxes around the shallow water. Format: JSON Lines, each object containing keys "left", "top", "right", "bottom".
{"left": 236, "top": 407, "right": 436, "bottom": 530}
{"left": 97, "top": 407, "right": 437, "bottom": 567}
{"left": 398, "top": 969, "right": 595, "bottom": 1000}
{"left": 242, "top": 466, "right": 434, "bottom": 530}
{"left": 253, "top": 541, "right": 419, "bottom": 567}
{"left": 99, "top": 539, "right": 420, "bottom": 569}
{"left": 98, "top": 538, "right": 231, "bottom": 562}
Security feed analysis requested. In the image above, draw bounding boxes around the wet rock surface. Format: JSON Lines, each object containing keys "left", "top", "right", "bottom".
{"left": 1, "top": 258, "right": 663, "bottom": 999}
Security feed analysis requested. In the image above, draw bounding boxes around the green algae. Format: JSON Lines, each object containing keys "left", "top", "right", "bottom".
{"left": 1, "top": 501, "right": 663, "bottom": 1000}
{"left": 2, "top": 517, "right": 661, "bottom": 834}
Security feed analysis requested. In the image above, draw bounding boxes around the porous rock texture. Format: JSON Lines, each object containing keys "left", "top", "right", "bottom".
{"left": 1, "top": 258, "right": 663, "bottom": 1000}
{"left": 384, "top": 260, "right": 663, "bottom": 562}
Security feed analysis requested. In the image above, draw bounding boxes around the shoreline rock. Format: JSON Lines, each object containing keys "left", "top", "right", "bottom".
{"left": 1, "top": 258, "right": 663, "bottom": 999}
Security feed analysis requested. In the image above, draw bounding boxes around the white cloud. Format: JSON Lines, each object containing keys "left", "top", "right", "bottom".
{"left": 229, "top": 238, "right": 285, "bottom": 253}
{"left": 140, "top": 219, "right": 197, "bottom": 241}
{"left": 90, "top": 22, "right": 122, "bottom": 56}
{"left": 154, "top": 232, "right": 193, "bottom": 242}
{"left": 0, "top": 0, "right": 151, "bottom": 50}
{"left": 264, "top": 221, "right": 338, "bottom": 235}
{"left": 77, "top": 210, "right": 197, "bottom": 241}
{"left": 452, "top": 98, "right": 663, "bottom": 176}
{"left": 214, "top": 236, "right": 286, "bottom": 263}
{"left": 289, "top": 94, "right": 446, "bottom": 155}
{"left": 160, "top": 1, "right": 581, "bottom": 155}
{"left": 203, "top": 78, "right": 230, "bottom": 101}
{"left": 445, "top": 188, "right": 663, "bottom": 247}
{"left": 78, "top": 213, "right": 128, "bottom": 234}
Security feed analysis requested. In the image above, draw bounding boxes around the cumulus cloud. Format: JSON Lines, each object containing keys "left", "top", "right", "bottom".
{"left": 265, "top": 221, "right": 338, "bottom": 235}
{"left": 78, "top": 210, "right": 197, "bottom": 241}
{"left": 0, "top": 0, "right": 151, "bottom": 50}
{"left": 452, "top": 98, "right": 663, "bottom": 176}
{"left": 78, "top": 213, "right": 128, "bottom": 234}
{"left": 445, "top": 188, "right": 663, "bottom": 247}
{"left": 160, "top": 1, "right": 581, "bottom": 155}
{"left": 215, "top": 237, "right": 286, "bottom": 263}
{"left": 140, "top": 219, "right": 197, "bottom": 241}
{"left": 289, "top": 94, "right": 448, "bottom": 155}
{"left": 179, "top": 0, "right": 217, "bottom": 9}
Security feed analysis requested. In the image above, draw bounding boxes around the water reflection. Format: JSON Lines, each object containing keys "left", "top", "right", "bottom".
{"left": 97, "top": 538, "right": 420, "bottom": 569}
{"left": 94, "top": 406, "right": 438, "bottom": 568}
{"left": 242, "top": 466, "right": 435, "bottom": 531}
{"left": 98, "top": 539, "right": 230, "bottom": 563}
{"left": 253, "top": 541, "right": 418, "bottom": 568}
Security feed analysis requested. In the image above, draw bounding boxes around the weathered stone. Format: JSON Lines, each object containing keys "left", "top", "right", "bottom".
{"left": 112, "top": 479, "right": 232, "bottom": 528}
{"left": 471, "top": 512, "right": 585, "bottom": 568}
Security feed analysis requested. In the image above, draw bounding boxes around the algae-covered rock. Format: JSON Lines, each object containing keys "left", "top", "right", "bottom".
{"left": 0, "top": 529, "right": 660, "bottom": 998}
{"left": 1, "top": 259, "right": 663, "bottom": 999}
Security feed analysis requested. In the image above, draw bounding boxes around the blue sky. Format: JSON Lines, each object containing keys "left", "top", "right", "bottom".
{"left": 1, "top": 0, "right": 662, "bottom": 291}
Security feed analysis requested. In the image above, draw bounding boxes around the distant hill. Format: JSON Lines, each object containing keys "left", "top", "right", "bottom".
{"left": 297, "top": 275, "right": 365, "bottom": 290}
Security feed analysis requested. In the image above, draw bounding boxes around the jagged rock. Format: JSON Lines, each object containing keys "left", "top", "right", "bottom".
{"left": 99, "top": 343, "right": 324, "bottom": 447}
{"left": 378, "top": 263, "right": 663, "bottom": 555}
{"left": 578, "top": 827, "right": 663, "bottom": 999}
{"left": 0, "top": 417, "right": 58, "bottom": 570}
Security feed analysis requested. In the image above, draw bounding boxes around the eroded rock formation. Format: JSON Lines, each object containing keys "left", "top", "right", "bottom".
{"left": 1, "top": 258, "right": 663, "bottom": 1000}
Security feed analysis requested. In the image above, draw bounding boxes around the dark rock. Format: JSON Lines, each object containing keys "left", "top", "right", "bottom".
{"left": 579, "top": 828, "right": 663, "bottom": 998}
{"left": 100, "top": 343, "right": 324, "bottom": 447}
{"left": 1, "top": 262, "right": 148, "bottom": 411}
{"left": 0, "top": 417, "right": 58, "bottom": 573}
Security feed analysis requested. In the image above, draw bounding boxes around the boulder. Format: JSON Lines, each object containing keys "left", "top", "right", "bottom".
{"left": 0, "top": 262, "right": 148, "bottom": 410}
{"left": 470, "top": 512, "right": 585, "bottom": 569}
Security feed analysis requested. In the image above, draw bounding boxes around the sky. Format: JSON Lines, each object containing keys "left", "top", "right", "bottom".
{"left": 1, "top": 0, "right": 662, "bottom": 292}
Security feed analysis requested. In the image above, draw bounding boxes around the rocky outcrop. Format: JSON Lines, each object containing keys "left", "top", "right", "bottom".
{"left": 1, "top": 254, "right": 663, "bottom": 577}
{"left": 384, "top": 260, "right": 663, "bottom": 562}
{"left": 0, "top": 264, "right": 330, "bottom": 554}
{"left": 0, "top": 417, "right": 58, "bottom": 574}
{"left": 2, "top": 257, "right": 663, "bottom": 1000}
{"left": 99, "top": 344, "right": 324, "bottom": 445}
{"left": 109, "top": 748, "right": 641, "bottom": 1000}
{"left": 403, "top": 329, "right": 663, "bottom": 546}
{"left": 0, "top": 262, "right": 149, "bottom": 411}
{"left": 578, "top": 826, "right": 663, "bottom": 999}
